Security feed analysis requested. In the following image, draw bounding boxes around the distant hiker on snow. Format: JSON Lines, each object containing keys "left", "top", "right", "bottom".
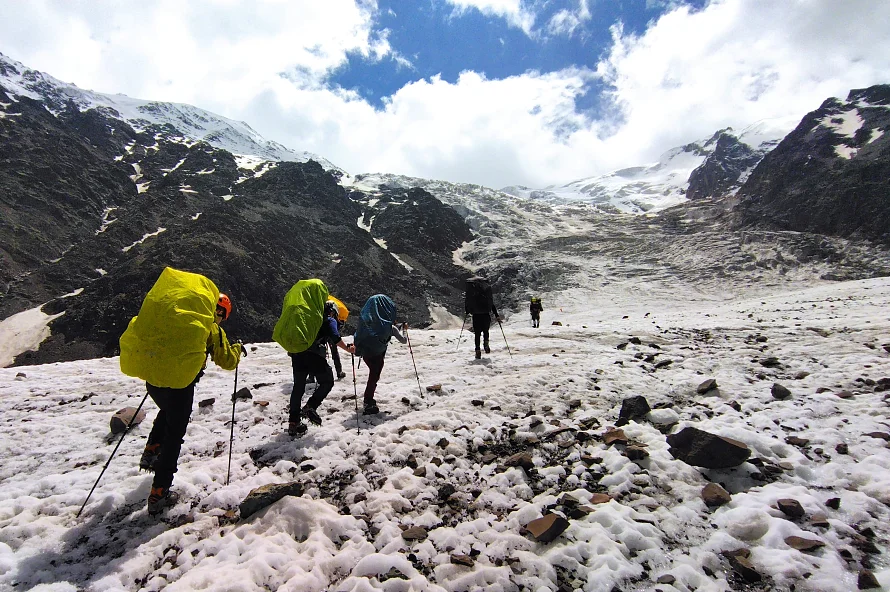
{"left": 353, "top": 294, "right": 407, "bottom": 416}
{"left": 465, "top": 276, "right": 500, "bottom": 359}
{"left": 119, "top": 267, "right": 244, "bottom": 516}
{"left": 529, "top": 297, "right": 543, "bottom": 328}
{"left": 273, "top": 279, "right": 352, "bottom": 436}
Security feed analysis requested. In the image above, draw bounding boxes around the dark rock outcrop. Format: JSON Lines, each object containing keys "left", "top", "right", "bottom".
{"left": 686, "top": 131, "right": 763, "bottom": 200}
{"left": 734, "top": 85, "right": 890, "bottom": 244}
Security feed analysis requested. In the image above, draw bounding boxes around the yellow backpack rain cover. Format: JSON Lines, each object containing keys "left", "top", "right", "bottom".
{"left": 272, "top": 279, "right": 329, "bottom": 353}
{"left": 328, "top": 295, "right": 349, "bottom": 323}
{"left": 119, "top": 267, "right": 219, "bottom": 388}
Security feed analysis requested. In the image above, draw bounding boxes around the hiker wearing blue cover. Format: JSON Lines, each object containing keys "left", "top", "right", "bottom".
{"left": 352, "top": 294, "right": 407, "bottom": 415}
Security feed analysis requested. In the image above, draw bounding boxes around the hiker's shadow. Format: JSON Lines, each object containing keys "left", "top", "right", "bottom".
{"left": 13, "top": 478, "right": 166, "bottom": 589}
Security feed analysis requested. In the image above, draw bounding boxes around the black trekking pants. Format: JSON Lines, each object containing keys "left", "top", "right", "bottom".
{"left": 146, "top": 381, "right": 196, "bottom": 490}
{"left": 289, "top": 351, "right": 334, "bottom": 423}
{"left": 472, "top": 313, "right": 491, "bottom": 351}
{"left": 361, "top": 353, "right": 386, "bottom": 403}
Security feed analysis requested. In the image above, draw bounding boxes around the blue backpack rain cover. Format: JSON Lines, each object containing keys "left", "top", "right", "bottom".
{"left": 354, "top": 294, "right": 397, "bottom": 357}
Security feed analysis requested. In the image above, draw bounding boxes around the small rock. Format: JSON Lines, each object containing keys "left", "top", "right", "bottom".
{"left": 771, "top": 383, "right": 792, "bottom": 400}
{"left": 109, "top": 407, "right": 147, "bottom": 434}
{"left": 785, "top": 536, "right": 825, "bottom": 551}
{"left": 759, "top": 357, "right": 781, "bottom": 368}
{"left": 702, "top": 483, "right": 731, "bottom": 507}
{"left": 450, "top": 554, "right": 474, "bottom": 567}
{"left": 552, "top": 321, "right": 562, "bottom": 326}
{"left": 727, "top": 553, "right": 761, "bottom": 583}
{"left": 656, "top": 574, "right": 676, "bottom": 585}
{"left": 524, "top": 514, "right": 570, "bottom": 543}
{"left": 588, "top": 493, "right": 612, "bottom": 505}
{"left": 426, "top": 384, "right": 442, "bottom": 392}
{"left": 625, "top": 445, "right": 649, "bottom": 461}
{"left": 777, "top": 498, "right": 806, "bottom": 518}
{"left": 666, "top": 427, "right": 751, "bottom": 468}
{"left": 616, "top": 395, "right": 651, "bottom": 427}
{"left": 835, "top": 443, "right": 849, "bottom": 455}
{"left": 825, "top": 497, "right": 841, "bottom": 510}
{"left": 697, "top": 378, "right": 718, "bottom": 394}
{"left": 603, "top": 428, "right": 628, "bottom": 446}
{"left": 233, "top": 387, "right": 252, "bottom": 400}
{"left": 471, "top": 400, "right": 484, "bottom": 407}
{"left": 729, "top": 400, "right": 742, "bottom": 412}
{"left": 254, "top": 400, "right": 269, "bottom": 407}
{"left": 401, "top": 526, "right": 429, "bottom": 541}
{"left": 505, "top": 452, "right": 535, "bottom": 471}
{"left": 794, "top": 371, "right": 810, "bottom": 379}
{"left": 437, "top": 438, "right": 449, "bottom": 448}
{"left": 810, "top": 513, "right": 830, "bottom": 528}
{"left": 198, "top": 398, "right": 215, "bottom": 408}
{"left": 15, "top": 372, "right": 26, "bottom": 379}
{"left": 239, "top": 482, "right": 304, "bottom": 519}
{"left": 835, "top": 390, "right": 854, "bottom": 399}
{"left": 864, "top": 432, "right": 890, "bottom": 441}
{"left": 858, "top": 570, "right": 880, "bottom": 590}
{"left": 785, "top": 436, "right": 810, "bottom": 447}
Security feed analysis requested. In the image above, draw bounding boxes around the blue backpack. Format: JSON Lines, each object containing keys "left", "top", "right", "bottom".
{"left": 354, "top": 294, "right": 397, "bottom": 357}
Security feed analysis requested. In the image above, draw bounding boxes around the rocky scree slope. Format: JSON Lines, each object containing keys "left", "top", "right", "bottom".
{"left": 0, "top": 95, "right": 473, "bottom": 366}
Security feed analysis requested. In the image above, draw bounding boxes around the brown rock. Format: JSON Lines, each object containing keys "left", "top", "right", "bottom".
{"left": 785, "top": 436, "right": 810, "bottom": 447}
{"left": 426, "top": 384, "right": 442, "bottom": 392}
{"left": 401, "top": 526, "right": 429, "bottom": 541}
{"left": 771, "top": 383, "right": 792, "bottom": 399}
{"left": 524, "top": 514, "right": 570, "bottom": 543}
{"left": 784, "top": 536, "right": 825, "bottom": 551}
{"left": 825, "top": 497, "right": 841, "bottom": 510}
{"left": 109, "top": 407, "right": 147, "bottom": 434}
{"left": 239, "top": 482, "right": 304, "bottom": 519}
{"left": 254, "top": 400, "right": 270, "bottom": 407}
{"left": 588, "top": 493, "right": 612, "bottom": 505}
{"left": 657, "top": 574, "right": 676, "bottom": 585}
{"left": 727, "top": 554, "right": 761, "bottom": 583}
{"left": 702, "top": 483, "right": 731, "bottom": 507}
{"left": 603, "top": 428, "right": 628, "bottom": 446}
{"left": 835, "top": 390, "right": 854, "bottom": 399}
{"left": 777, "top": 498, "right": 806, "bottom": 518}
{"left": 450, "top": 554, "right": 474, "bottom": 567}
{"left": 625, "top": 445, "right": 649, "bottom": 461}
{"left": 505, "top": 452, "right": 535, "bottom": 471}
{"left": 864, "top": 432, "right": 890, "bottom": 441}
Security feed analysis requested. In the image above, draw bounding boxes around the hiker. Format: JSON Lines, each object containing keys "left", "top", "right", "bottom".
{"left": 353, "top": 294, "right": 407, "bottom": 415}
{"left": 465, "top": 276, "right": 499, "bottom": 359}
{"left": 119, "top": 267, "right": 244, "bottom": 515}
{"left": 327, "top": 297, "right": 348, "bottom": 380}
{"left": 529, "top": 297, "right": 543, "bottom": 328}
{"left": 273, "top": 279, "right": 352, "bottom": 435}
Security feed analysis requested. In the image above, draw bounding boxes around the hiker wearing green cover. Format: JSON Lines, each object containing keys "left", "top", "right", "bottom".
{"left": 272, "top": 279, "right": 352, "bottom": 436}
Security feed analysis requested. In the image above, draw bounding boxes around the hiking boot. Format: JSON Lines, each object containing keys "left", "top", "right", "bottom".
{"left": 288, "top": 421, "right": 307, "bottom": 437}
{"left": 475, "top": 349, "right": 481, "bottom": 359}
{"left": 484, "top": 344, "right": 491, "bottom": 354}
{"left": 363, "top": 400, "right": 379, "bottom": 415}
{"left": 147, "top": 487, "right": 180, "bottom": 516}
{"left": 139, "top": 443, "right": 161, "bottom": 471}
{"left": 303, "top": 406, "right": 322, "bottom": 426}
{"left": 337, "top": 371, "right": 346, "bottom": 380}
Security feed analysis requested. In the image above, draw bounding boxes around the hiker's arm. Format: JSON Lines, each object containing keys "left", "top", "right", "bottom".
{"left": 209, "top": 325, "right": 242, "bottom": 370}
{"left": 391, "top": 324, "right": 408, "bottom": 344}
{"left": 336, "top": 339, "right": 353, "bottom": 352}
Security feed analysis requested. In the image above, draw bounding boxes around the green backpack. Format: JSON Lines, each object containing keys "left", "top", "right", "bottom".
{"left": 272, "top": 279, "right": 329, "bottom": 353}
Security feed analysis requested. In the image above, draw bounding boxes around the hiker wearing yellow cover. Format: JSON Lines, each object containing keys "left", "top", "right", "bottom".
{"left": 120, "top": 267, "right": 244, "bottom": 515}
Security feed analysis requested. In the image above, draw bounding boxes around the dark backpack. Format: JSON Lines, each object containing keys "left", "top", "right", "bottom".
{"left": 354, "top": 294, "right": 397, "bottom": 357}
{"left": 465, "top": 277, "right": 493, "bottom": 315}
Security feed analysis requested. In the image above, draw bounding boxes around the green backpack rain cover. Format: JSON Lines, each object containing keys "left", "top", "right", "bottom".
{"left": 119, "top": 267, "right": 219, "bottom": 389}
{"left": 272, "top": 279, "right": 329, "bottom": 353}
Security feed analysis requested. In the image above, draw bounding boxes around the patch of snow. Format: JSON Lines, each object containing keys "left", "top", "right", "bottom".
{"left": 833, "top": 145, "right": 857, "bottom": 159}
{"left": 136, "top": 182, "right": 150, "bottom": 194}
{"left": 191, "top": 212, "right": 202, "bottom": 220}
{"left": 390, "top": 252, "right": 414, "bottom": 272}
{"left": 95, "top": 207, "right": 117, "bottom": 234}
{"left": 868, "top": 128, "right": 884, "bottom": 143}
{"left": 357, "top": 215, "right": 374, "bottom": 233}
{"left": 221, "top": 195, "right": 234, "bottom": 201}
{"left": 122, "top": 227, "right": 166, "bottom": 253}
{"left": 95, "top": 268, "right": 107, "bottom": 276}
{"left": 820, "top": 109, "right": 864, "bottom": 139}
{"left": 60, "top": 288, "right": 84, "bottom": 298}
{"left": 179, "top": 185, "right": 197, "bottom": 194}
{"left": 0, "top": 306, "right": 63, "bottom": 367}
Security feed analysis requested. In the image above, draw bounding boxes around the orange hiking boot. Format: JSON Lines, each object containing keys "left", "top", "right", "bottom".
{"left": 139, "top": 443, "right": 161, "bottom": 471}
{"left": 147, "top": 486, "right": 180, "bottom": 515}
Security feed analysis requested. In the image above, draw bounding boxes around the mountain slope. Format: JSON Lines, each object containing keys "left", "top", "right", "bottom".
{"left": 734, "top": 84, "right": 890, "bottom": 245}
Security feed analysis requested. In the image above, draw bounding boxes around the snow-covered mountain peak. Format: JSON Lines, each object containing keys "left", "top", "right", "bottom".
{"left": 0, "top": 52, "right": 340, "bottom": 170}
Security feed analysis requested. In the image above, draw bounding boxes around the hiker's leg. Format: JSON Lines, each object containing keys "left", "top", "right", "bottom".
{"left": 289, "top": 353, "right": 310, "bottom": 424}
{"left": 305, "top": 356, "right": 335, "bottom": 409}
{"left": 330, "top": 344, "right": 343, "bottom": 375}
{"left": 146, "top": 383, "right": 166, "bottom": 447}
{"left": 149, "top": 383, "right": 195, "bottom": 490}
{"left": 362, "top": 354, "right": 385, "bottom": 403}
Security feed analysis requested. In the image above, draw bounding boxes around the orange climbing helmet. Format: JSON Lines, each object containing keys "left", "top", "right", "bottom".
{"left": 217, "top": 293, "right": 232, "bottom": 320}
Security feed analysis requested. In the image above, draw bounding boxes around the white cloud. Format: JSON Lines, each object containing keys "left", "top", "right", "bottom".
{"left": 1, "top": 0, "right": 889, "bottom": 189}
{"left": 444, "top": 0, "right": 537, "bottom": 35}
{"left": 546, "top": 0, "right": 593, "bottom": 37}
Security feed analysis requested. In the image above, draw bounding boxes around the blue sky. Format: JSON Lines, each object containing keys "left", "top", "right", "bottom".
{"left": 329, "top": 1, "right": 705, "bottom": 116}
{"left": 1, "top": 0, "right": 888, "bottom": 188}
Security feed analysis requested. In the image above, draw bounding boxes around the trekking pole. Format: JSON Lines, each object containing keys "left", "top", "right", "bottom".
{"left": 225, "top": 362, "right": 239, "bottom": 486}
{"left": 404, "top": 325, "right": 424, "bottom": 398}
{"left": 456, "top": 315, "right": 467, "bottom": 351}
{"left": 496, "top": 318, "right": 513, "bottom": 358}
{"left": 77, "top": 390, "right": 150, "bottom": 518}
{"left": 352, "top": 353, "right": 360, "bottom": 434}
